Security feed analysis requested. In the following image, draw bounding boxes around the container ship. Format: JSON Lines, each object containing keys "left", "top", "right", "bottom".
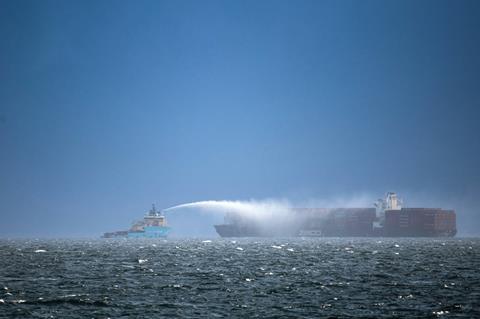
{"left": 103, "top": 205, "right": 171, "bottom": 238}
{"left": 214, "top": 193, "right": 457, "bottom": 238}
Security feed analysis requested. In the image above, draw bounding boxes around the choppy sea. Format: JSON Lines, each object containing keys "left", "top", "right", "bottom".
{"left": 0, "top": 238, "right": 479, "bottom": 318}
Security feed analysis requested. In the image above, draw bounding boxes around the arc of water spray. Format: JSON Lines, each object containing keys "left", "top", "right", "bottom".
{"left": 163, "top": 200, "right": 293, "bottom": 220}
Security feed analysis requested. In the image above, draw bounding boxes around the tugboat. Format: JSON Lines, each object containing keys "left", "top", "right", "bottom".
{"left": 103, "top": 204, "right": 171, "bottom": 238}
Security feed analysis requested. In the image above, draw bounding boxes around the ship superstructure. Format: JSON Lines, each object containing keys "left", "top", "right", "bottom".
{"left": 214, "top": 193, "right": 457, "bottom": 238}
{"left": 374, "top": 192, "right": 402, "bottom": 225}
{"left": 103, "top": 204, "right": 171, "bottom": 238}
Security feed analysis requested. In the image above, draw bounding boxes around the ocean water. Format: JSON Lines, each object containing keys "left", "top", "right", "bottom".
{"left": 0, "top": 238, "right": 479, "bottom": 318}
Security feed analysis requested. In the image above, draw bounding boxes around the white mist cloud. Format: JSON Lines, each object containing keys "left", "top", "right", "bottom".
{"left": 164, "top": 199, "right": 294, "bottom": 236}
{"left": 299, "top": 193, "right": 376, "bottom": 209}
{"left": 164, "top": 199, "right": 292, "bottom": 222}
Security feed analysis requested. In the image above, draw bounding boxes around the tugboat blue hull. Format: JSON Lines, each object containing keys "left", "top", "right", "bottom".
{"left": 127, "top": 226, "right": 171, "bottom": 238}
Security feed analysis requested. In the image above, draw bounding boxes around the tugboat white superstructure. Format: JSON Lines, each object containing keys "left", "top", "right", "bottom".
{"left": 103, "top": 204, "right": 171, "bottom": 238}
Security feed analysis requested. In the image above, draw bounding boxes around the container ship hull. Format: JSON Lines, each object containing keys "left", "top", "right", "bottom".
{"left": 214, "top": 193, "right": 457, "bottom": 238}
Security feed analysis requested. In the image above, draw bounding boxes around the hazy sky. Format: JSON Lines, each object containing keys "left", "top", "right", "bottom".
{"left": 1, "top": 0, "right": 479, "bottom": 237}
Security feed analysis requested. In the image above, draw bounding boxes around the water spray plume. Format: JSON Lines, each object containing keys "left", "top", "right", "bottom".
{"left": 163, "top": 195, "right": 378, "bottom": 236}
{"left": 164, "top": 199, "right": 292, "bottom": 221}
{"left": 164, "top": 199, "right": 295, "bottom": 236}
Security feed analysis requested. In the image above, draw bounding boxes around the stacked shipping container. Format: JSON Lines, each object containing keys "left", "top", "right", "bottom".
{"left": 384, "top": 208, "right": 456, "bottom": 237}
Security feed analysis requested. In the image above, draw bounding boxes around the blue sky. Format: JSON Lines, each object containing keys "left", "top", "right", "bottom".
{"left": 1, "top": 0, "right": 479, "bottom": 237}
